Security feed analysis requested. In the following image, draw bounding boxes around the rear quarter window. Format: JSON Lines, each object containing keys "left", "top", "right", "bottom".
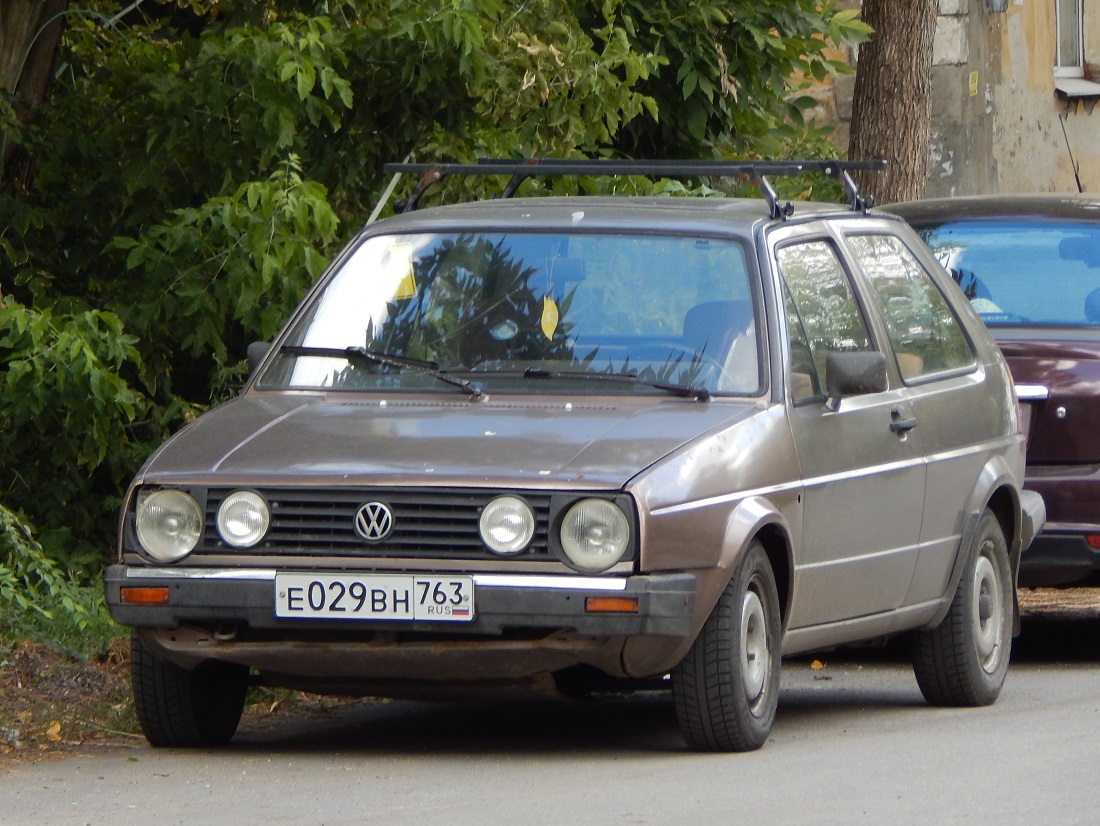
{"left": 846, "top": 233, "right": 975, "bottom": 381}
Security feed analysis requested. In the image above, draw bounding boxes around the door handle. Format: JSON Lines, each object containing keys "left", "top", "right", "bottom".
{"left": 889, "top": 413, "right": 918, "bottom": 434}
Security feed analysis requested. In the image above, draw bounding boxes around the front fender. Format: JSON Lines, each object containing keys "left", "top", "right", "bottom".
{"left": 620, "top": 495, "right": 793, "bottom": 677}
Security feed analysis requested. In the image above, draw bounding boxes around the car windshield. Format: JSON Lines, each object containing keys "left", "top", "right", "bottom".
{"left": 916, "top": 220, "right": 1100, "bottom": 326}
{"left": 259, "top": 231, "right": 760, "bottom": 395}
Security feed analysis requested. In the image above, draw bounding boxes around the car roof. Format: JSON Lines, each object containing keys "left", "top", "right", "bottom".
{"left": 885, "top": 193, "right": 1100, "bottom": 225}
{"left": 368, "top": 195, "right": 856, "bottom": 238}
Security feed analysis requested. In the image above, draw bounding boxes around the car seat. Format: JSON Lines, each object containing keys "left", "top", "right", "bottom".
{"left": 1085, "top": 287, "right": 1100, "bottom": 323}
{"left": 682, "top": 300, "right": 752, "bottom": 359}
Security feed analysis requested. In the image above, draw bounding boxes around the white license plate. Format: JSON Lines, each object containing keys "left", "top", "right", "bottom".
{"left": 275, "top": 573, "right": 474, "bottom": 622}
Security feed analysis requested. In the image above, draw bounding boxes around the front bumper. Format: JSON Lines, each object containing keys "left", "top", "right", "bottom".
{"left": 104, "top": 565, "right": 697, "bottom": 638}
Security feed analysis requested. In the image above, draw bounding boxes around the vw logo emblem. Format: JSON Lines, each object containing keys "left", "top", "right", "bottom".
{"left": 354, "top": 502, "right": 393, "bottom": 542}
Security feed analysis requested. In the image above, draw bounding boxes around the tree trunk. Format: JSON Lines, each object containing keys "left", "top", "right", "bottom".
{"left": 1, "top": 0, "right": 69, "bottom": 191}
{"left": 847, "top": 0, "right": 937, "bottom": 205}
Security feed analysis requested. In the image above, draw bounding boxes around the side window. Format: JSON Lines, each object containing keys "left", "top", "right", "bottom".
{"left": 776, "top": 240, "right": 872, "bottom": 402}
{"left": 1053, "top": 0, "right": 1100, "bottom": 96}
{"left": 846, "top": 234, "right": 975, "bottom": 381}
{"left": 1056, "top": 0, "right": 1083, "bottom": 78}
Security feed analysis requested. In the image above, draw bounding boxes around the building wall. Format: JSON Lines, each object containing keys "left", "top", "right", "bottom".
{"left": 827, "top": 0, "right": 1099, "bottom": 196}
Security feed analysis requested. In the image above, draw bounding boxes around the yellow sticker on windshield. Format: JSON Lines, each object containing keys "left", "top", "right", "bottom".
{"left": 541, "top": 295, "right": 559, "bottom": 340}
{"left": 384, "top": 243, "right": 417, "bottom": 300}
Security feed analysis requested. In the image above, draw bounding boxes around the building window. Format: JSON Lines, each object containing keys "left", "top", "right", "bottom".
{"left": 1055, "top": 0, "right": 1083, "bottom": 78}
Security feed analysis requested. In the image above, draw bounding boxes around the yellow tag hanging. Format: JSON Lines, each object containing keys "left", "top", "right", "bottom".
{"left": 385, "top": 243, "right": 417, "bottom": 300}
{"left": 540, "top": 295, "right": 559, "bottom": 340}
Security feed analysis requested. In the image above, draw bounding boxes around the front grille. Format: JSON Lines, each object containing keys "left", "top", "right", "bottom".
{"left": 201, "top": 488, "right": 553, "bottom": 560}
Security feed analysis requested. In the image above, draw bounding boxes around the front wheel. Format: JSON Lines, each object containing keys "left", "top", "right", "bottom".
{"left": 672, "top": 543, "right": 781, "bottom": 752}
{"left": 912, "top": 509, "right": 1013, "bottom": 706}
{"left": 131, "top": 631, "right": 249, "bottom": 747}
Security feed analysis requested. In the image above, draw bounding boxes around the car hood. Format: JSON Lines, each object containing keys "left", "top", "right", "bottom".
{"left": 998, "top": 332, "right": 1100, "bottom": 465}
{"left": 138, "top": 392, "right": 759, "bottom": 489}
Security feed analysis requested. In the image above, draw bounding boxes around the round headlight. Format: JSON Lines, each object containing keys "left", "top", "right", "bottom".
{"left": 135, "top": 489, "right": 203, "bottom": 563}
{"left": 479, "top": 496, "right": 536, "bottom": 555}
{"left": 560, "top": 499, "right": 630, "bottom": 572}
{"left": 216, "top": 490, "right": 270, "bottom": 548}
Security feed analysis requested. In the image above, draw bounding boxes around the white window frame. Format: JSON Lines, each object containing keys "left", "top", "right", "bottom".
{"left": 1055, "top": 0, "right": 1084, "bottom": 78}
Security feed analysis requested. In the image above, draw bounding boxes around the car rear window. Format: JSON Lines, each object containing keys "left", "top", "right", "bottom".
{"left": 915, "top": 220, "right": 1100, "bottom": 326}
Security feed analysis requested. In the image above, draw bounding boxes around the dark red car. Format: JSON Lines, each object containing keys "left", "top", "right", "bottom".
{"left": 888, "top": 195, "right": 1100, "bottom": 587}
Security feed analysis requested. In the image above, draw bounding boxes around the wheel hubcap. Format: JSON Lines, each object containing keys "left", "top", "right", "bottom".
{"left": 741, "top": 589, "right": 769, "bottom": 705}
{"left": 972, "top": 552, "right": 1003, "bottom": 673}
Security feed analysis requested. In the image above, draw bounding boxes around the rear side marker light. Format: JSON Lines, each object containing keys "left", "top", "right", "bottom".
{"left": 585, "top": 596, "right": 639, "bottom": 614}
{"left": 120, "top": 587, "right": 170, "bottom": 605}
{"left": 1087, "top": 536, "right": 1100, "bottom": 551}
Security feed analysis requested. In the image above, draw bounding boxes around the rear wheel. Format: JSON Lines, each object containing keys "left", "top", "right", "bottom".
{"left": 912, "top": 509, "right": 1013, "bottom": 706}
{"left": 131, "top": 631, "right": 249, "bottom": 747}
{"left": 672, "top": 543, "right": 781, "bottom": 752}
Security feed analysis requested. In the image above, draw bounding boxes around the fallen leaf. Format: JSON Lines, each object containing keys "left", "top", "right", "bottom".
{"left": 45, "top": 720, "right": 62, "bottom": 742}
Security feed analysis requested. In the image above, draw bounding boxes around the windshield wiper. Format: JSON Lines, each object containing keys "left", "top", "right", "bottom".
{"left": 521, "top": 367, "right": 710, "bottom": 401}
{"left": 280, "top": 345, "right": 484, "bottom": 399}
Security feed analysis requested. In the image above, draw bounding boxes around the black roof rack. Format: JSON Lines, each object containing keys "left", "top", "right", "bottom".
{"left": 380, "top": 158, "right": 887, "bottom": 220}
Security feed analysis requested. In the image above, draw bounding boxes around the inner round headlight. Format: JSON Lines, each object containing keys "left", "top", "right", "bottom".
{"left": 135, "top": 489, "right": 203, "bottom": 563}
{"left": 560, "top": 499, "right": 630, "bottom": 572}
{"left": 216, "top": 490, "right": 270, "bottom": 548}
{"left": 479, "top": 496, "right": 536, "bottom": 555}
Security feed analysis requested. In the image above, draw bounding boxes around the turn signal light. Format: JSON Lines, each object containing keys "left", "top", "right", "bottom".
{"left": 585, "top": 596, "right": 639, "bottom": 614}
{"left": 120, "top": 586, "right": 170, "bottom": 605}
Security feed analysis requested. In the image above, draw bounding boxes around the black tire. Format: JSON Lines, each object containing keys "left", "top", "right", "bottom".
{"left": 672, "top": 543, "right": 781, "bottom": 752}
{"left": 912, "top": 509, "right": 1013, "bottom": 706}
{"left": 131, "top": 631, "right": 249, "bottom": 747}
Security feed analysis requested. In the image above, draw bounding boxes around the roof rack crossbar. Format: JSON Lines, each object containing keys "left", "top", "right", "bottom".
{"left": 380, "top": 158, "right": 887, "bottom": 218}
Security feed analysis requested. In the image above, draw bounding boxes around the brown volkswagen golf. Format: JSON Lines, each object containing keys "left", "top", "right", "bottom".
{"left": 106, "top": 160, "right": 1044, "bottom": 752}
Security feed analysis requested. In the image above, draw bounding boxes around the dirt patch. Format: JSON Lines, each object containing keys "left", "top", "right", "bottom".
{"left": 0, "top": 637, "right": 366, "bottom": 772}
{"left": 1017, "top": 586, "right": 1100, "bottom": 618}
{"left": 0, "top": 638, "right": 139, "bottom": 770}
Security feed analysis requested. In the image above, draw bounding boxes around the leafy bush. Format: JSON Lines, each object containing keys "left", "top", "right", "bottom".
{"left": 0, "top": 504, "right": 120, "bottom": 657}
{"left": 0, "top": 296, "right": 149, "bottom": 573}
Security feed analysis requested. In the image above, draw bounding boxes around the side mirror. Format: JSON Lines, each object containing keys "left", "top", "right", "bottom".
{"left": 247, "top": 341, "right": 271, "bottom": 376}
{"left": 825, "top": 351, "right": 887, "bottom": 411}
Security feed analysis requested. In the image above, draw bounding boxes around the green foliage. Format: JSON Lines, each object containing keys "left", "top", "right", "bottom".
{"left": 0, "top": 296, "right": 148, "bottom": 572}
{"left": 0, "top": 0, "right": 867, "bottom": 643}
{"left": 0, "top": 504, "right": 119, "bottom": 657}
{"left": 606, "top": 0, "right": 871, "bottom": 157}
{"left": 110, "top": 154, "right": 339, "bottom": 363}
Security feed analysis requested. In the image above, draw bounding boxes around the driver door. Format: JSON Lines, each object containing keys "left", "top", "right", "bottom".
{"left": 776, "top": 236, "right": 927, "bottom": 629}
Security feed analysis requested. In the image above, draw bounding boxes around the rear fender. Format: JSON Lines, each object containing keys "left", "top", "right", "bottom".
{"left": 924, "top": 455, "right": 1023, "bottom": 631}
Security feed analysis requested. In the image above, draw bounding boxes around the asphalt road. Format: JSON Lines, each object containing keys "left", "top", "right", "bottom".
{"left": 2, "top": 613, "right": 1098, "bottom": 826}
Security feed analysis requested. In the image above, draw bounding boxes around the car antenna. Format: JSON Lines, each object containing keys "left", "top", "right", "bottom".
{"left": 367, "top": 149, "right": 415, "bottom": 223}
{"left": 1058, "top": 115, "right": 1084, "bottom": 193}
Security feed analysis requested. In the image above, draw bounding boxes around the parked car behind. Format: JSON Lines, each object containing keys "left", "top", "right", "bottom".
{"left": 887, "top": 195, "right": 1099, "bottom": 587}
{"left": 106, "top": 160, "right": 1044, "bottom": 752}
